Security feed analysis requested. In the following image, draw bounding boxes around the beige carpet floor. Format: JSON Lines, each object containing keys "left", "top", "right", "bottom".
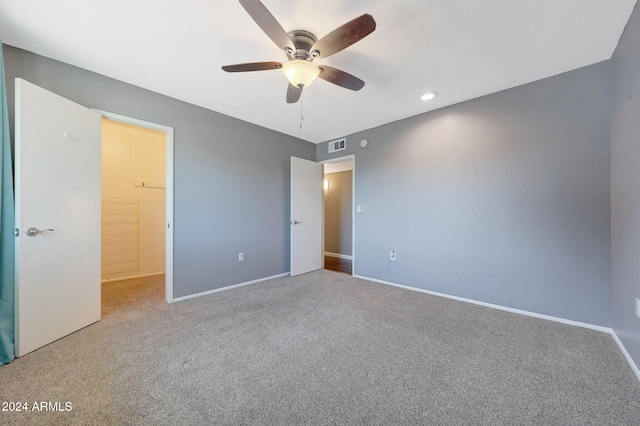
{"left": 1, "top": 271, "right": 639, "bottom": 425}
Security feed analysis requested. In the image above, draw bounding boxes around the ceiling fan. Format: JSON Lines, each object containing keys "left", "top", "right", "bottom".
{"left": 222, "top": 0, "right": 376, "bottom": 104}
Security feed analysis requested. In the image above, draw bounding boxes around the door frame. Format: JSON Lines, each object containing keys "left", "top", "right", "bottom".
{"left": 94, "top": 110, "right": 175, "bottom": 303}
{"left": 320, "top": 154, "right": 355, "bottom": 275}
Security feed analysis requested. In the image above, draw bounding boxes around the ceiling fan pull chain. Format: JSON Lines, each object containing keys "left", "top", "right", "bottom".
{"left": 299, "top": 86, "right": 304, "bottom": 129}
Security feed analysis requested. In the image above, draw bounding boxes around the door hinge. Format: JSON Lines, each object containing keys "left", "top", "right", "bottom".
{"left": 14, "top": 228, "right": 19, "bottom": 237}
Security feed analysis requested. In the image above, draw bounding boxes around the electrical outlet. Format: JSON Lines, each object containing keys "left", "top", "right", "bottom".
{"left": 390, "top": 250, "right": 396, "bottom": 261}
{"left": 357, "top": 205, "right": 365, "bottom": 213}
{"left": 636, "top": 298, "right": 640, "bottom": 318}
{"left": 239, "top": 253, "right": 244, "bottom": 262}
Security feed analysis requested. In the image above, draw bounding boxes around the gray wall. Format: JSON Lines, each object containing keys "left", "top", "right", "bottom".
{"left": 317, "top": 62, "right": 612, "bottom": 327}
{"left": 3, "top": 45, "right": 315, "bottom": 298}
{"left": 324, "top": 170, "right": 352, "bottom": 256}
{"left": 612, "top": 4, "right": 640, "bottom": 366}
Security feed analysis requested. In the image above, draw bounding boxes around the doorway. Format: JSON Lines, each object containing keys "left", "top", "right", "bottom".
{"left": 96, "top": 110, "right": 174, "bottom": 304}
{"left": 322, "top": 156, "right": 354, "bottom": 275}
{"left": 13, "top": 80, "right": 175, "bottom": 356}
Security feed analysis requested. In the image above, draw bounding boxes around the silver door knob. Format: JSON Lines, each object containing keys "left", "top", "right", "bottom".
{"left": 26, "top": 227, "right": 55, "bottom": 237}
{"left": 292, "top": 220, "right": 302, "bottom": 225}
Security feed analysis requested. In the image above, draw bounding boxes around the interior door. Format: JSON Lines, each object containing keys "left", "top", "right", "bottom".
{"left": 15, "top": 78, "right": 101, "bottom": 357}
{"left": 290, "top": 156, "right": 323, "bottom": 276}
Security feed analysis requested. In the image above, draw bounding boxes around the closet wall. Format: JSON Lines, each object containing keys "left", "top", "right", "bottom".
{"left": 102, "top": 119, "right": 166, "bottom": 280}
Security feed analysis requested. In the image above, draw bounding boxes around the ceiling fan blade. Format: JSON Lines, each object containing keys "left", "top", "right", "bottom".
{"left": 238, "top": 0, "right": 296, "bottom": 54}
{"left": 318, "top": 66, "right": 365, "bottom": 91}
{"left": 222, "top": 61, "right": 283, "bottom": 72}
{"left": 286, "top": 83, "right": 302, "bottom": 103}
{"left": 310, "top": 14, "right": 376, "bottom": 59}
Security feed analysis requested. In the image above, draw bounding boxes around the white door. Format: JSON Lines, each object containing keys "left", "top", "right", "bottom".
{"left": 290, "top": 156, "right": 323, "bottom": 276}
{"left": 15, "top": 79, "right": 101, "bottom": 357}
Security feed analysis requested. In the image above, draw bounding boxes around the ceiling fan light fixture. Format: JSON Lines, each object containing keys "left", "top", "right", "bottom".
{"left": 282, "top": 59, "right": 320, "bottom": 88}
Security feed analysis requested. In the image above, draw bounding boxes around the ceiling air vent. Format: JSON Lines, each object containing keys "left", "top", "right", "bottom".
{"left": 328, "top": 138, "right": 346, "bottom": 153}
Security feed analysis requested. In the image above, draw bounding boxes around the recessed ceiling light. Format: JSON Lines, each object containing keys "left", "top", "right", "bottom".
{"left": 420, "top": 91, "right": 438, "bottom": 101}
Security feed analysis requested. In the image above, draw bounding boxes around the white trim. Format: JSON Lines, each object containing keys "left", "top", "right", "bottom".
{"left": 172, "top": 273, "right": 289, "bottom": 302}
{"left": 324, "top": 252, "right": 353, "bottom": 260}
{"left": 320, "top": 154, "right": 355, "bottom": 275}
{"left": 93, "top": 109, "right": 175, "bottom": 303}
{"left": 353, "top": 274, "right": 612, "bottom": 333}
{"left": 101, "top": 272, "right": 165, "bottom": 283}
{"left": 611, "top": 331, "right": 640, "bottom": 382}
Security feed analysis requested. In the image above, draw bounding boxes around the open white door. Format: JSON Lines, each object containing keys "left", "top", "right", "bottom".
{"left": 15, "top": 79, "right": 101, "bottom": 357}
{"left": 290, "top": 156, "right": 323, "bottom": 276}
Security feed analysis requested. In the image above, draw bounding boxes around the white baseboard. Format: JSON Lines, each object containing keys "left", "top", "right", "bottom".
{"left": 353, "top": 274, "right": 612, "bottom": 333}
{"left": 611, "top": 331, "right": 640, "bottom": 382}
{"left": 101, "top": 272, "right": 165, "bottom": 283}
{"left": 172, "top": 273, "right": 289, "bottom": 302}
{"left": 324, "top": 252, "right": 353, "bottom": 260}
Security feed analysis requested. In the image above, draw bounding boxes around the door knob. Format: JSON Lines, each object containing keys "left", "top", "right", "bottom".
{"left": 292, "top": 220, "right": 302, "bottom": 225}
{"left": 26, "top": 227, "right": 55, "bottom": 237}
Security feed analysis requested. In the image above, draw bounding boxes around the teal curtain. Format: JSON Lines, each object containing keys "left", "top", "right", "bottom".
{"left": 0, "top": 40, "right": 15, "bottom": 365}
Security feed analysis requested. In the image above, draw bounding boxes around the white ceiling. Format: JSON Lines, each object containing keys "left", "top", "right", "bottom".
{"left": 0, "top": 0, "right": 636, "bottom": 143}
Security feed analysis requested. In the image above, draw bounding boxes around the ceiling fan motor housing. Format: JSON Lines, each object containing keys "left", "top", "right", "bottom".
{"left": 287, "top": 30, "right": 319, "bottom": 60}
